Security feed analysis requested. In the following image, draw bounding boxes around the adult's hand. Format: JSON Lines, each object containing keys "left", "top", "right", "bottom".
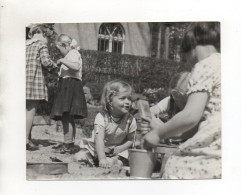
{"left": 150, "top": 105, "right": 160, "bottom": 118}
{"left": 141, "top": 116, "right": 164, "bottom": 131}
{"left": 142, "top": 130, "right": 161, "bottom": 149}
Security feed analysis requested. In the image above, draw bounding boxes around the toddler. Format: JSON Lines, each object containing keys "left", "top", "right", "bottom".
{"left": 74, "top": 80, "right": 137, "bottom": 168}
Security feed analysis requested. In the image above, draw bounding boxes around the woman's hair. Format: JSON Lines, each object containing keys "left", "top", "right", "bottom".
{"left": 181, "top": 22, "right": 220, "bottom": 53}
{"left": 57, "top": 34, "right": 79, "bottom": 50}
{"left": 100, "top": 80, "right": 133, "bottom": 112}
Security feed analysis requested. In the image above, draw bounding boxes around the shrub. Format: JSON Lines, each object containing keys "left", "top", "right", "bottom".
{"left": 37, "top": 49, "right": 192, "bottom": 116}
{"left": 80, "top": 49, "right": 192, "bottom": 100}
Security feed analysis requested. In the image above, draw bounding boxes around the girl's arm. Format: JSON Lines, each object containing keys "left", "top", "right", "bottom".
{"left": 95, "top": 127, "right": 112, "bottom": 168}
{"left": 94, "top": 125, "right": 106, "bottom": 161}
{"left": 143, "top": 92, "right": 208, "bottom": 147}
{"left": 113, "top": 139, "right": 133, "bottom": 155}
{"left": 150, "top": 96, "right": 170, "bottom": 119}
{"left": 113, "top": 117, "right": 137, "bottom": 155}
{"left": 57, "top": 58, "right": 81, "bottom": 71}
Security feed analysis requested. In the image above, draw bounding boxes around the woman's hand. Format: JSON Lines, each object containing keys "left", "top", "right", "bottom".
{"left": 99, "top": 158, "right": 111, "bottom": 168}
{"left": 140, "top": 116, "right": 164, "bottom": 133}
{"left": 150, "top": 106, "right": 160, "bottom": 118}
{"left": 142, "top": 130, "right": 161, "bottom": 149}
{"left": 140, "top": 116, "right": 164, "bottom": 149}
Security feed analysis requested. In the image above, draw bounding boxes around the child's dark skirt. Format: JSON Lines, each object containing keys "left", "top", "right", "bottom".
{"left": 50, "top": 77, "right": 88, "bottom": 121}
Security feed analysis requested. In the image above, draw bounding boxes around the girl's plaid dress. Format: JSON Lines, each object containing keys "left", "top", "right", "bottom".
{"left": 26, "top": 40, "right": 56, "bottom": 101}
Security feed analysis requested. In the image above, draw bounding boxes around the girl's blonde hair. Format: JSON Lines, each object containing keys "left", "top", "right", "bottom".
{"left": 57, "top": 34, "right": 80, "bottom": 50}
{"left": 100, "top": 80, "right": 133, "bottom": 112}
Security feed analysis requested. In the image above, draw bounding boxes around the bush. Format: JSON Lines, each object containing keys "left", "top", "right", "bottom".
{"left": 80, "top": 49, "right": 192, "bottom": 99}
{"left": 37, "top": 49, "right": 192, "bottom": 115}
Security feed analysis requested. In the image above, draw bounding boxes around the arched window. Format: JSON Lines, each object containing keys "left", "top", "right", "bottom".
{"left": 98, "top": 23, "right": 125, "bottom": 54}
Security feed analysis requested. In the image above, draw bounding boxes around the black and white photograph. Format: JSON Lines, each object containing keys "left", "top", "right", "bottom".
{"left": 25, "top": 22, "right": 221, "bottom": 180}
{"left": 1, "top": 0, "right": 241, "bottom": 194}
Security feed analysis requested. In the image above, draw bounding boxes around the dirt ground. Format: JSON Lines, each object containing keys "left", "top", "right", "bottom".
{"left": 26, "top": 122, "right": 161, "bottom": 180}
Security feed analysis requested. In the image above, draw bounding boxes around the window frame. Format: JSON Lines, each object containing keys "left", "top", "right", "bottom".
{"left": 97, "top": 23, "right": 125, "bottom": 54}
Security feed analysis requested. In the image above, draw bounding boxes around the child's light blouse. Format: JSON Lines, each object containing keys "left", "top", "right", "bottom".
{"left": 59, "top": 49, "right": 82, "bottom": 80}
{"left": 94, "top": 112, "right": 137, "bottom": 146}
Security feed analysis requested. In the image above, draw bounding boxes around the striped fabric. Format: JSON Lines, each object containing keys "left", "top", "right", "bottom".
{"left": 26, "top": 40, "right": 56, "bottom": 101}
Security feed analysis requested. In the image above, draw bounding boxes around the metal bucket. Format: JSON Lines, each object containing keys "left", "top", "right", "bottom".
{"left": 155, "top": 144, "right": 178, "bottom": 155}
{"left": 154, "top": 144, "right": 178, "bottom": 177}
{"left": 128, "top": 149, "right": 157, "bottom": 179}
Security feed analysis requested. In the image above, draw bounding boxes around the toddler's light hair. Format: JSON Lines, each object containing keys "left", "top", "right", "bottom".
{"left": 100, "top": 79, "right": 133, "bottom": 112}
{"left": 57, "top": 34, "right": 80, "bottom": 50}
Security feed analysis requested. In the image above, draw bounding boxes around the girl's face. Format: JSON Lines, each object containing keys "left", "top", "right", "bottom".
{"left": 110, "top": 87, "right": 132, "bottom": 117}
{"left": 56, "top": 42, "right": 71, "bottom": 56}
{"left": 171, "top": 89, "right": 188, "bottom": 110}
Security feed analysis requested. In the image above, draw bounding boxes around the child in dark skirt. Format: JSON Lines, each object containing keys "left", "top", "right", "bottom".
{"left": 51, "top": 34, "right": 88, "bottom": 154}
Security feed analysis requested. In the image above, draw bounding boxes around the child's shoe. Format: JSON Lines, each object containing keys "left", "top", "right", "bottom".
{"left": 52, "top": 143, "right": 64, "bottom": 149}
{"left": 26, "top": 141, "right": 39, "bottom": 151}
{"left": 53, "top": 143, "right": 71, "bottom": 154}
{"left": 53, "top": 143, "right": 80, "bottom": 154}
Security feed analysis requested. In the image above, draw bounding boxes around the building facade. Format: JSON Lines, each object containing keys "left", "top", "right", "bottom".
{"left": 54, "top": 23, "right": 152, "bottom": 57}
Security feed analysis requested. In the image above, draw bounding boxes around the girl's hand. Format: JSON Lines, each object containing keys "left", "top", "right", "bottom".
{"left": 53, "top": 63, "right": 58, "bottom": 69}
{"left": 99, "top": 158, "right": 111, "bottom": 168}
{"left": 142, "top": 130, "right": 161, "bottom": 149}
{"left": 57, "top": 59, "right": 63, "bottom": 65}
{"left": 112, "top": 146, "right": 123, "bottom": 155}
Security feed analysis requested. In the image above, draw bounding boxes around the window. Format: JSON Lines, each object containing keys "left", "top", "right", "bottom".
{"left": 98, "top": 23, "right": 125, "bottom": 54}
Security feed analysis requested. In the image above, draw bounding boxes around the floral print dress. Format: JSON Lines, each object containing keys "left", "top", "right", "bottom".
{"left": 162, "top": 53, "right": 221, "bottom": 179}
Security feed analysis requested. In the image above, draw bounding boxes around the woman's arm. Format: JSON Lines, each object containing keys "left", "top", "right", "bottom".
{"left": 143, "top": 92, "right": 208, "bottom": 147}
{"left": 57, "top": 58, "right": 80, "bottom": 71}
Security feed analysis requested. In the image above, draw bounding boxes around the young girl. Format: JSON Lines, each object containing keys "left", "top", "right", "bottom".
{"left": 142, "top": 22, "right": 221, "bottom": 179}
{"left": 74, "top": 80, "right": 137, "bottom": 168}
{"left": 26, "top": 24, "right": 57, "bottom": 151}
{"left": 50, "top": 34, "right": 87, "bottom": 154}
{"left": 150, "top": 72, "right": 198, "bottom": 143}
